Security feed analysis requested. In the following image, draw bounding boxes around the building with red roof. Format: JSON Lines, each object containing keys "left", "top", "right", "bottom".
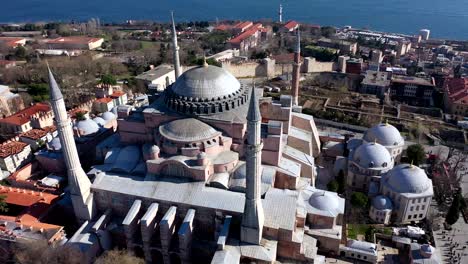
{"left": 233, "top": 21, "right": 254, "bottom": 34}
{"left": 444, "top": 77, "right": 468, "bottom": 117}
{"left": 228, "top": 23, "right": 263, "bottom": 55}
{"left": 0, "top": 103, "right": 54, "bottom": 138}
{"left": 281, "top": 20, "right": 300, "bottom": 32}
{"left": 0, "top": 185, "right": 65, "bottom": 253}
{"left": 0, "top": 140, "right": 31, "bottom": 173}
{"left": 19, "top": 126, "right": 57, "bottom": 151}
{"left": 0, "top": 60, "right": 16, "bottom": 69}
{"left": 45, "top": 36, "right": 104, "bottom": 50}
{"left": 0, "top": 37, "right": 26, "bottom": 48}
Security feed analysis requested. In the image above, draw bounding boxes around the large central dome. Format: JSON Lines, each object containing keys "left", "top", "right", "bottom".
{"left": 164, "top": 65, "right": 249, "bottom": 116}
{"left": 171, "top": 65, "right": 241, "bottom": 100}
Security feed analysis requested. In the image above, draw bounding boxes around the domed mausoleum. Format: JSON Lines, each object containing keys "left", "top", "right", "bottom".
{"left": 363, "top": 122, "right": 405, "bottom": 161}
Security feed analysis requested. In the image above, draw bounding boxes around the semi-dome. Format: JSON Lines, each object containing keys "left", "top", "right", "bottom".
{"left": 383, "top": 164, "right": 432, "bottom": 193}
{"left": 159, "top": 118, "right": 220, "bottom": 143}
{"left": 171, "top": 65, "right": 241, "bottom": 100}
{"left": 363, "top": 123, "right": 404, "bottom": 146}
{"left": 372, "top": 195, "right": 393, "bottom": 210}
{"left": 308, "top": 191, "right": 340, "bottom": 215}
{"left": 102, "top": 111, "right": 116, "bottom": 121}
{"left": 93, "top": 117, "right": 106, "bottom": 127}
{"left": 352, "top": 142, "right": 393, "bottom": 169}
{"left": 75, "top": 119, "right": 100, "bottom": 136}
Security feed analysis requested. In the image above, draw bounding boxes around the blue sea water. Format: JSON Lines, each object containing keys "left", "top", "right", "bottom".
{"left": 1, "top": 0, "right": 468, "bottom": 40}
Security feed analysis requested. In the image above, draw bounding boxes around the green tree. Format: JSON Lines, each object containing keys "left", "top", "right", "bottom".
{"left": 74, "top": 111, "right": 87, "bottom": 121}
{"left": 320, "top": 26, "right": 336, "bottom": 38}
{"left": 14, "top": 46, "right": 27, "bottom": 59}
{"left": 28, "top": 83, "right": 50, "bottom": 102}
{"left": 327, "top": 180, "right": 339, "bottom": 192}
{"left": 351, "top": 192, "right": 369, "bottom": 208}
{"left": 192, "top": 57, "right": 221, "bottom": 67}
{"left": 100, "top": 74, "right": 117, "bottom": 85}
{"left": 0, "top": 195, "right": 8, "bottom": 213}
{"left": 365, "top": 226, "right": 376, "bottom": 242}
{"left": 406, "top": 144, "right": 426, "bottom": 166}
{"left": 446, "top": 192, "right": 464, "bottom": 225}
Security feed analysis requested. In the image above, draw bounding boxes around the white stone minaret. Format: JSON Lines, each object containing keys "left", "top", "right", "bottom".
{"left": 241, "top": 86, "right": 264, "bottom": 245}
{"left": 291, "top": 27, "right": 301, "bottom": 106}
{"left": 48, "top": 67, "right": 94, "bottom": 222}
{"left": 171, "top": 11, "right": 182, "bottom": 79}
{"left": 278, "top": 4, "right": 283, "bottom": 23}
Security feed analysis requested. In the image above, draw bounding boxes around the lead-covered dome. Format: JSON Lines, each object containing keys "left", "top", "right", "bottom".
{"left": 308, "top": 191, "right": 341, "bottom": 215}
{"left": 172, "top": 65, "right": 240, "bottom": 100}
{"left": 363, "top": 123, "right": 404, "bottom": 146}
{"left": 372, "top": 195, "right": 393, "bottom": 210}
{"left": 382, "top": 164, "right": 432, "bottom": 194}
{"left": 159, "top": 118, "right": 220, "bottom": 143}
{"left": 164, "top": 65, "right": 249, "bottom": 115}
{"left": 352, "top": 142, "right": 393, "bottom": 169}
{"left": 74, "top": 119, "right": 100, "bottom": 136}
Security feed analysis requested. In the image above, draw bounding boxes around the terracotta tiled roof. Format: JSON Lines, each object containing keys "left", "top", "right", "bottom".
{"left": 0, "top": 141, "right": 28, "bottom": 158}
{"left": 229, "top": 24, "right": 262, "bottom": 44}
{"left": 68, "top": 108, "right": 88, "bottom": 118}
{"left": 283, "top": 20, "right": 299, "bottom": 30}
{"left": 0, "top": 103, "right": 51, "bottom": 126}
{"left": 0, "top": 60, "right": 16, "bottom": 66}
{"left": 0, "top": 37, "right": 25, "bottom": 47}
{"left": 445, "top": 78, "right": 468, "bottom": 105}
{"left": 110, "top": 91, "right": 126, "bottom": 97}
{"left": 214, "top": 24, "right": 232, "bottom": 31}
{"left": 233, "top": 21, "right": 253, "bottom": 30}
{"left": 20, "top": 129, "right": 48, "bottom": 140}
{"left": 46, "top": 37, "right": 102, "bottom": 44}
{"left": 95, "top": 97, "right": 113, "bottom": 103}
{"left": 42, "top": 126, "right": 57, "bottom": 133}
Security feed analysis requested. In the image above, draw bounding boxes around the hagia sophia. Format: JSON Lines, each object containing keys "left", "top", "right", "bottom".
{"left": 38, "top": 13, "right": 435, "bottom": 264}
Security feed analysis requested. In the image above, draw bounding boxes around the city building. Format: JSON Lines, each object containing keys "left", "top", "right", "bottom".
{"left": 280, "top": 20, "right": 300, "bottom": 33}
{"left": 232, "top": 21, "right": 254, "bottom": 34}
{"left": 19, "top": 126, "right": 57, "bottom": 151}
{"left": 409, "top": 243, "right": 441, "bottom": 264}
{"left": 44, "top": 21, "right": 331, "bottom": 262}
{"left": 317, "top": 38, "right": 357, "bottom": 55}
{"left": 339, "top": 240, "right": 378, "bottom": 263}
{"left": 0, "top": 85, "right": 25, "bottom": 118}
{"left": 346, "top": 58, "right": 363, "bottom": 74}
{"left": 0, "top": 186, "right": 66, "bottom": 261}
{"left": 0, "top": 103, "right": 53, "bottom": 138}
{"left": 362, "top": 123, "right": 405, "bottom": 162}
{"left": 369, "top": 195, "right": 393, "bottom": 224}
{"left": 443, "top": 77, "right": 468, "bottom": 117}
{"left": 0, "top": 37, "right": 26, "bottom": 47}
{"left": 0, "top": 60, "right": 16, "bottom": 69}
{"left": 380, "top": 164, "right": 434, "bottom": 224}
{"left": 0, "top": 140, "right": 32, "bottom": 174}
{"left": 347, "top": 141, "right": 394, "bottom": 192}
{"left": 135, "top": 65, "right": 176, "bottom": 93}
{"left": 227, "top": 23, "right": 263, "bottom": 55}
{"left": 390, "top": 75, "right": 436, "bottom": 106}
{"left": 45, "top": 37, "right": 104, "bottom": 50}
{"left": 360, "top": 71, "right": 391, "bottom": 98}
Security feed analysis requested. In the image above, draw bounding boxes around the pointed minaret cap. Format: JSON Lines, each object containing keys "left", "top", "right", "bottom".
{"left": 47, "top": 63, "right": 63, "bottom": 100}
{"left": 247, "top": 84, "right": 261, "bottom": 121}
{"left": 203, "top": 54, "right": 209, "bottom": 67}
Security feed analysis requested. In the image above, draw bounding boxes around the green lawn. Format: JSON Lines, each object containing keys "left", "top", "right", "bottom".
{"left": 347, "top": 224, "right": 368, "bottom": 240}
{"left": 140, "top": 41, "right": 156, "bottom": 49}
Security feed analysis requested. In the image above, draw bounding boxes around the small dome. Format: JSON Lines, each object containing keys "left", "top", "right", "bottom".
{"left": 102, "top": 111, "right": 116, "bottom": 121}
{"left": 93, "top": 117, "right": 106, "bottom": 127}
{"left": 420, "top": 244, "right": 435, "bottom": 257}
{"left": 47, "top": 137, "right": 62, "bottom": 151}
{"left": 363, "top": 123, "right": 404, "bottom": 146}
{"left": 383, "top": 164, "right": 431, "bottom": 193}
{"left": 372, "top": 195, "right": 393, "bottom": 210}
{"left": 171, "top": 65, "right": 241, "bottom": 100}
{"left": 159, "top": 118, "right": 220, "bottom": 143}
{"left": 308, "top": 191, "right": 340, "bottom": 214}
{"left": 353, "top": 142, "right": 393, "bottom": 169}
{"left": 75, "top": 119, "right": 100, "bottom": 136}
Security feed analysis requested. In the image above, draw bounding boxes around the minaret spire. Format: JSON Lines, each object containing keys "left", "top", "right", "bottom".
{"left": 241, "top": 86, "right": 264, "bottom": 245}
{"left": 291, "top": 26, "right": 301, "bottom": 106}
{"left": 278, "top": 4, "right": 283, "bottom": 23}
{"left": 48, "top": 67, "right": 94, "bottom": 222}
{"left": 171, "top": 11, "right": 182, "bottom": 79}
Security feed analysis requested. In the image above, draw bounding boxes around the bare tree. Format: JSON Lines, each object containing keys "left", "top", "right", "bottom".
{"left": 95, "top": 249, "right": 144, "bottom": 264}
{"left": 14, "top": 241, "right": 84, "bottom": 264}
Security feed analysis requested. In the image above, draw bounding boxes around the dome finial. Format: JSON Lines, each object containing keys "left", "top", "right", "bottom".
{"left": 385, "top": 118, "right": 389, "bottom": 126}
{"left": 410, "top": 160, "right": 414, "bottom": 168}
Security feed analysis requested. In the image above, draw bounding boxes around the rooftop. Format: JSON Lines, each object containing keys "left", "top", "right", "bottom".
{"left": 0, "top": 141, "right": 28, "bottom": 158}
{"left": 445, "top": 77, "right": 468, "bottom": 105}
{"left": 229, "top": 24, "right": 262, "bottom": 44}
{"left": 362, "top": 71, "right": 391, "bottom": 87}
{"left": 46, "top": 36, "right": 103, "bottom": 44}
{"left": 20, "top": 128, "right": 48, "bottom": 140}
{"left": 283, "top": 20, "right": 299, "bottom": 30}
{"left": 135, "top": 64, "right": 174, "bottom": 82}
{"left": 0, "top": 102, "right": 51, "bottom": 126}
{"left": 95, "top": 97, "right": 113, "bottom": 103}
{"left": 0, "top": 37, "right": 25, "bottom": 47}
{"left": 392, "top": 75, "right": 434, "bottom": 87}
